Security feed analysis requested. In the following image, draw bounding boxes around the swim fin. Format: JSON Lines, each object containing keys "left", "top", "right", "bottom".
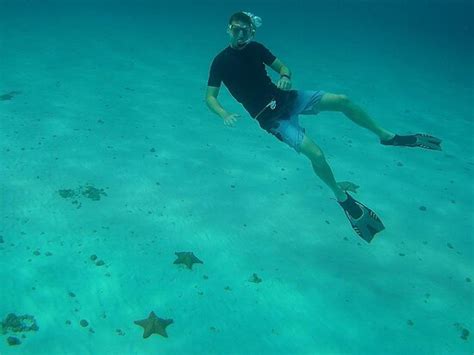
{"left": 381, "top": 133, "right": 442, "bottom": 151}
{"left": 339, "top": 193, "right": 385, "bottom": 243}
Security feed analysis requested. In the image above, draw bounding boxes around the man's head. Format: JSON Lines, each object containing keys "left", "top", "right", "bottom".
{"left": 228, "top": 12, "right": 255, "bottom": 49}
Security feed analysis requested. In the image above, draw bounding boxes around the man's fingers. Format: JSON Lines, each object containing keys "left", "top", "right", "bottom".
{"left": 277, "top": 81, "right": 291, "bottom": 90}
{"left": 277, "top": 78, "right": 291, "bottom": 90}
{"left": 224, "top": 116, "right": 238, "bottom": 127}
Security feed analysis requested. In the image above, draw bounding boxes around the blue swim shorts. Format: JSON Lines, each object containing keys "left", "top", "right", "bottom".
{"left": 261, "top": 90, "right": 325, "bottom": 153}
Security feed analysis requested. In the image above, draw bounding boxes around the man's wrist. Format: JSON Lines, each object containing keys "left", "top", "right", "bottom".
{"left": 220, "top": 111, "right": 230, "bottom": 119}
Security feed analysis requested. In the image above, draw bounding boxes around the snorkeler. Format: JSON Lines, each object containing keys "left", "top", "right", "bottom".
{"left": 205, "top": 11, "right": 442, "bottom": 243}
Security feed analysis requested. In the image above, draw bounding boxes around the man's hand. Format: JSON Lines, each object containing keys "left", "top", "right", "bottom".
{"left": 223, "top": 113, "right": 240, "bottom": 127}
{"left": 277, "top": 76, "right": 292, "bottom": 91}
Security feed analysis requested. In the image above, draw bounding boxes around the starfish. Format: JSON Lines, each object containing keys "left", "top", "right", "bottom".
{"left": 173, "top": 251, "right": 203, "bottom": 269}
{"left": 134, "top": 311, "right": 173, "bottom": 338}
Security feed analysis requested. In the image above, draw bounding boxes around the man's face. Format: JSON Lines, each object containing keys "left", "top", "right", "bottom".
{"left": 228, "top": 20, "right": 254, "bottom": 48}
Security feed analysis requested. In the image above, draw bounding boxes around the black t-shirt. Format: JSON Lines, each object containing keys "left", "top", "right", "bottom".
{"left": 208, "top": 41, "right": 285, "bottom": 118}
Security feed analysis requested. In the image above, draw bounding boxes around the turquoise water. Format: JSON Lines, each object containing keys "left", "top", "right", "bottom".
{"left": 1, "top": 0, "right": 473, "bottom": 354}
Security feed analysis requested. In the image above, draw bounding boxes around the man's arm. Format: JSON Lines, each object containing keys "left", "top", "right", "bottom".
{"left": 269, "top": 58, "right": 291, "bottom": 78}
{"left": 205, "top": 86, "right": 229, "bottom": 119}
{"left": 205, "top": 86, "right": 239, "bottom": 127}
{"left": 269, "top": 58, "right": 292, "bottom": 90}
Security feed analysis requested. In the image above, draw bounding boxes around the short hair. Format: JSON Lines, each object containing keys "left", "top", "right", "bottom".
{"left": 228, "top": 11, "right": 253, "bottom": 27}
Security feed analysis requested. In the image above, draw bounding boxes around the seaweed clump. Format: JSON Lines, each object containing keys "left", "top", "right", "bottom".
{"left": 1, "top": 313, "right": 39, "bottom": 334}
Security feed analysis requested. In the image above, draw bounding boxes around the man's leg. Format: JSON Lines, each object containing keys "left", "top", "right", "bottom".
{"left": 317, "top": 93, "right": 395, "bottom": 141}
{"left": 299, "top": 134, "right": 347, "bottom": 202}
{"left": 313, "top": 93, "right": 442, "bottom": 150}
{"left": 299, "top": 134, "right": 366, "bottom": 220}
{"left": 298, "top": 132, "right": 385, "bottom": 240}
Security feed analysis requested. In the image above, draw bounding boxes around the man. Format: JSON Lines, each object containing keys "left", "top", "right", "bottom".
{"left": 205, "top": 11, "right": 442, "bottom": 243}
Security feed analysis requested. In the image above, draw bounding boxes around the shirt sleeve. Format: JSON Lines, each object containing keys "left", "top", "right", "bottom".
{"left": 207, "top": 57, "right": 222, "bottom": 87}
{"left": 257, "top": 42, "right": 276, "bottom": 65}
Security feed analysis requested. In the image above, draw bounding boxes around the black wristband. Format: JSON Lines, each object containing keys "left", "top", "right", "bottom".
{"left": 281, "top": 74, "right": 291, "bottom": 80}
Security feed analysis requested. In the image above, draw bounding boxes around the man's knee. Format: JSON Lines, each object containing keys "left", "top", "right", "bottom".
{"left": 333, "top": 94, "right": 352, "bottom": 112}
{"left": 338, "top": 94, "right": 351, "bottom": 106}
{"left": 300, "top": 135, "right": 325, "bottom": 163}
{"left": 320, "top": 93, "right": 352, "bottom": 112}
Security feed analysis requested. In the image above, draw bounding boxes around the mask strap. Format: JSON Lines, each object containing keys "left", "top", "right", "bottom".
{"left": 243, "top": 12, "right": 262, "bottom": 29}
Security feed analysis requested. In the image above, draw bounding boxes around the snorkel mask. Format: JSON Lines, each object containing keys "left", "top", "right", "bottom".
{"left": 228, "top": 12, "right": 262, "bottom": 49}
{"left": 229, "top": 23, "right": 254, "bottom": 47}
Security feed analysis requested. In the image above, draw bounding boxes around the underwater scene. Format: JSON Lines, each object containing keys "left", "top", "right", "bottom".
{"left": 1, "top": 0, "right": 473, "bottom": 353}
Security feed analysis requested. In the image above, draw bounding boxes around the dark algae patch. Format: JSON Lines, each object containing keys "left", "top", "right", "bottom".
{"left": 59, "top": 189, "right": 76, "bottom": 198}
{"left": 7, "top": 336, "right": 21, "bottom": 345}
{"left": 454, "top": 323, "right": 470, "bottom": 341}
{"left": 81, "top": 185, "right": 107, "bottom": 201}
{"left": 1, "top": 313, "right": 39, "bottom": 345}
{"left": 0, "top": 91, "right": 21, "bottom": 101}
{"left": 58, "top": 184, "right": 108, "bottom": 208}
{"left": 1, "top": 313, "right": 39, "bottom": 333}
